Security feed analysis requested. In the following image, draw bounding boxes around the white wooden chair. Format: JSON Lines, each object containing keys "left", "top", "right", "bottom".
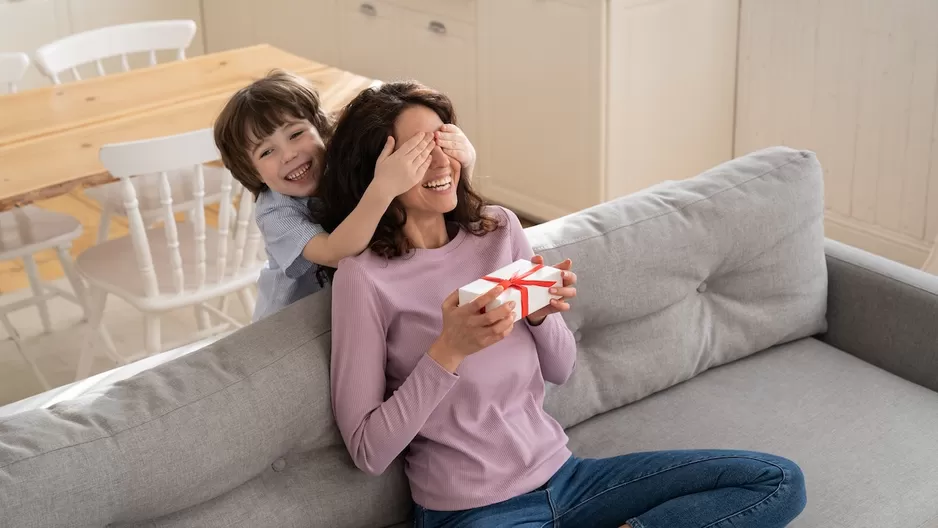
{"left": 0, "top": 52, "right": 29, "bottom": 93}
{"left": 33, "top": 20, "right": 227, "bottom": 243}
{"left": 0, "top": 52, "right": 96, "bottom": 389}
{"left": 34, "top": 20, "right": 197, "bottom": 84}
{"left": 74, "top": 128, "right": 263, "bottom": 380}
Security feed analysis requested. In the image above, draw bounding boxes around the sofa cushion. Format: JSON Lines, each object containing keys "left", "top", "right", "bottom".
{"left": 530, "top": 146, "right": 828, "bottom": 428}
{"left": 0, "top": 291, "right": 410, "bottom": 528}
{"left": 564, "top": 338, "right": 938, "bottom": 527}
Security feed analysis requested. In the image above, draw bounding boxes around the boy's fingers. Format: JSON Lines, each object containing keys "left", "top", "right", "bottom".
{"left": 417, "top": 155, "right": 432, "bottom": 177}
{"left": 399, "top": 132, "right": 427, "bottom": 155}
{"left": 415, "top": 139, "right": 434, "bottom": 164}
{"left": 377, "top": 136, "right": 394, "bottom": 161}
{"left": 407, "top": 133, "right": 433, "bottom": 157}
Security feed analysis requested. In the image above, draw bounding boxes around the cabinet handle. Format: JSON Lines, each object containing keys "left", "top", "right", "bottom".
{"left": 428, "top": 20, "right": 447, "bottom": 35}
{"left": 359, "top": 3, "right": 377, "bottom": 16}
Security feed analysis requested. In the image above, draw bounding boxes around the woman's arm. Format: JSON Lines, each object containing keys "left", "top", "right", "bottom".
{"left": 330, "top": 259, "right": 459, "bottom": 476}
{"left": 504, "top": 209, "right": 578, "bottom": 385}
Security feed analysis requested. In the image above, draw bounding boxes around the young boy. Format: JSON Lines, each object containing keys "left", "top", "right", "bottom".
{"left": 213, "top": 70, "right": 476, "bottom": 321}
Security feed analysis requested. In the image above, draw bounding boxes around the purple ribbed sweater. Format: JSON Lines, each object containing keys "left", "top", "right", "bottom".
{"left": 330, "top": 206, "right": 576, "bottom": 511}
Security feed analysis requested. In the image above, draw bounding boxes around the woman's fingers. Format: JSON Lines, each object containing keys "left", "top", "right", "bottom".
{"left": 549, "top": 286, "right": 577, "bottom": 299}
{"left": 561, "top": 271, "right": 577, "bottom": 286}
{"left": 441, "top": 290, "right": 461, "bottom": 310}
{"left": 467, "top": 285, "right": 505, "bottom": 313}
{"left": 548, "top": 298, "right": 571, "bottom": 312}
{"left": 471, "top": 301, "right": 515, "bottom": 327}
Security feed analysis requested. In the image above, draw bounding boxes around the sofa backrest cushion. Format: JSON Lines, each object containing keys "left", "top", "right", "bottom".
{"left": 0, "top": 291, "right": 411, "bottom": 528}
{"left": 529, "top": 146, "right": 828, "bottom": 428}
{"left": 0, "top": 147, "right": 828, "bottom": 527}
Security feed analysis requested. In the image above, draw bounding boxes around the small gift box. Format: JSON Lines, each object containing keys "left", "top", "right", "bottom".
{"left": 458, "top": 259, "right": 563, "bottom": 322}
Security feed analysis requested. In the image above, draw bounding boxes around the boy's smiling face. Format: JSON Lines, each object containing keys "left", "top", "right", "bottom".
{"left": 249, "top": 117, "right": 325, "bottom": 197}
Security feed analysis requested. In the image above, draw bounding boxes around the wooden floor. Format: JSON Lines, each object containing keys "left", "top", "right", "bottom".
{"left": 0, "top": 188, "right": 121, "bottom": 294}
{"left": 0, "top": 187, "right": 227, "bottom": 294}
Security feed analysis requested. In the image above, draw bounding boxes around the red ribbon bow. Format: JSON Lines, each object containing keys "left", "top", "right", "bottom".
{"left": 482, "top": 263, "right": 556, "bottom": 318}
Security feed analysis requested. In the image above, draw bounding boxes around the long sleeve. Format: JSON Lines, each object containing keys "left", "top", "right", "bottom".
{"left": 504, "top": 208, "right": 578, "bottom": 385}
{"left": 330, "top": 259, "right": 459, "bottom": 476}
{"left": 255, "top": 192, "right": 324, "bottom": 279}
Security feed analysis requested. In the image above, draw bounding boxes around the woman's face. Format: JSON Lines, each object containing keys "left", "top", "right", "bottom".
{"left": 393, "top": 105, "right": 461, "bottom": 215}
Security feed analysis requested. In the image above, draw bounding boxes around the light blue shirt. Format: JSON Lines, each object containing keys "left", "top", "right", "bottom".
{"left": 252, "top": 189, "right": 326, "bottom": 321}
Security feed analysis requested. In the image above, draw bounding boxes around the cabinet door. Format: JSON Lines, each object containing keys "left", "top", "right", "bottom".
{"left": 254, "top": 0, "right": 339, "bottom": 66}
{"left": 202, "top": 0, "right": 256, "bottom": 53}
{"left": 606, "top": 0, "right": 738, "bottom": 198}
{"left": 478, "top": 0, "right": 605, "bottom": 221}
{"left": 65, "top": 0, "right": 205, "bottom": 75}
{"left": 338, "top": 0, "right": 405, "bottom": 81}
{"left": 398, "top": 11, "right": 477, "bottom": 142}
{"left": 0, "top": 0, "right": 70, "bottom": 90}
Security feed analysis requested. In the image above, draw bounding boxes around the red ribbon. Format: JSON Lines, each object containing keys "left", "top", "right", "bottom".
{"left": 481, "top": 263, "right": 556, "bottom": 318}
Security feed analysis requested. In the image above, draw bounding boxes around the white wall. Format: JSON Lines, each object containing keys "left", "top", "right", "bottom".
{"left": 735, "top": 0, "right": 938, "bottom": 268}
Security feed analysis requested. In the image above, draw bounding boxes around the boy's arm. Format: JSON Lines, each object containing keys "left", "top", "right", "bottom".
{"left": 255, "top": 192, "right": 323, "bottom": 279}
{"left": 302, "top": 185, "right": 392, "bottom": 268}
{"left": 306, "top": 133, "right": 436, "bottom": 268}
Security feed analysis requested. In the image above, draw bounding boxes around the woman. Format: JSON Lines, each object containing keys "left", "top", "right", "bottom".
{"left": 317, "top": 82, "right": 807, "bottom": 528}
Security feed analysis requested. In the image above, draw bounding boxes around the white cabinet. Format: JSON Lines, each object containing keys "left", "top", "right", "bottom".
{"left": 0, "top": 0, "right": 71, "bottom": 90}
{"left": 477, "top": 0, "right": 604, "bottom": 218}
{"left": 477, "top": 0, "right": 740, "bottom": 221}
{"left": 201, "top": 0, "right": 255, "bottom": 52}
{"left": 203, "top": 0, "right": 340, "bottom": 67}
{"left": 337, "top": 1, "right": 403, "bottom": 81}
{"left": 339, "top": 0, "right": 478, "bottom": 140}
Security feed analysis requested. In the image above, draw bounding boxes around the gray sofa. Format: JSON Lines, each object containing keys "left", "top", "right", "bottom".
{"left": 2, "top": 147, "right": 938, "bottom": 527}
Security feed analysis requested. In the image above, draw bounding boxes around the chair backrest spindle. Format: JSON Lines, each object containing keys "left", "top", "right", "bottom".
{"left": 158, "top": 171, "right": 185, "bottom": 294}
{"left": 121, "top": 177, "right": 160, "bottom": 297}
{"left": 99, "top": 129, "right": 257, "bottom": 299}
{"left": 192, "top": 164, "right": 207, "bottom": 290}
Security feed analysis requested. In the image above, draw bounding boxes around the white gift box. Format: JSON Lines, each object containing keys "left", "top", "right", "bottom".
{"left": 458, "top": 259, "right": 563, "bottom": 322}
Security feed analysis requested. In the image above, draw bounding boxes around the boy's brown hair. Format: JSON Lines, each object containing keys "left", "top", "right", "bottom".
{"left": 213, "top": 69, "right": 333, "bottom": 198}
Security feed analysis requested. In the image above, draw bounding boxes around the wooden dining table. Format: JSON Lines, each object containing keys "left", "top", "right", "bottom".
{"left": 0, "top": 44, "right": 379, "bottom": 212}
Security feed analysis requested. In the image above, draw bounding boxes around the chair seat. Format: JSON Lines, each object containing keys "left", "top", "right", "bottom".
{"left": 76, "top": 225, "right": 260, "bottom": 312}
{"left": 84, "top": 166, "right": 232, "bottom": 217}
{"left": 0, "top": 206, "right": 82, "bottom": 260}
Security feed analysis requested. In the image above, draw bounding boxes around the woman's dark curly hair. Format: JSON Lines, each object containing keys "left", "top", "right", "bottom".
{"left": 314, "top": 81, "right": 498, "bottom": 273}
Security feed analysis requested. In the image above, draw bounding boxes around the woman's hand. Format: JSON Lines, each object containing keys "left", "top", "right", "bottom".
{"left": 434, "top": 124, "right": 476, "bottom": 173}
{"left": 526, "top": 256, "right": 577, "bottom": 326}
{"left": 429, "top": 284, "right": 516, "bottom": 373}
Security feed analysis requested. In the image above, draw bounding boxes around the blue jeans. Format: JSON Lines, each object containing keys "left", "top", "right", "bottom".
{"left": 414, "top": 450, "right": 807, "bottom": 528}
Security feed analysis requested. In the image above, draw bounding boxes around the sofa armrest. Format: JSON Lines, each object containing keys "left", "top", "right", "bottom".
{"left": 820, "top": 239, "right": 938, "bottom": 393}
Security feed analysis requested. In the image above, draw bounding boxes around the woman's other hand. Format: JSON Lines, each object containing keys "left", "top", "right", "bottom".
{"left": 434, "top": 124, "right": 476, "bottom": 174}
{"left": 526, "top": 256, "right": 577, "bottom": 326}
{"left": 429, "top": 285, "right": 515, "bottom": 373}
